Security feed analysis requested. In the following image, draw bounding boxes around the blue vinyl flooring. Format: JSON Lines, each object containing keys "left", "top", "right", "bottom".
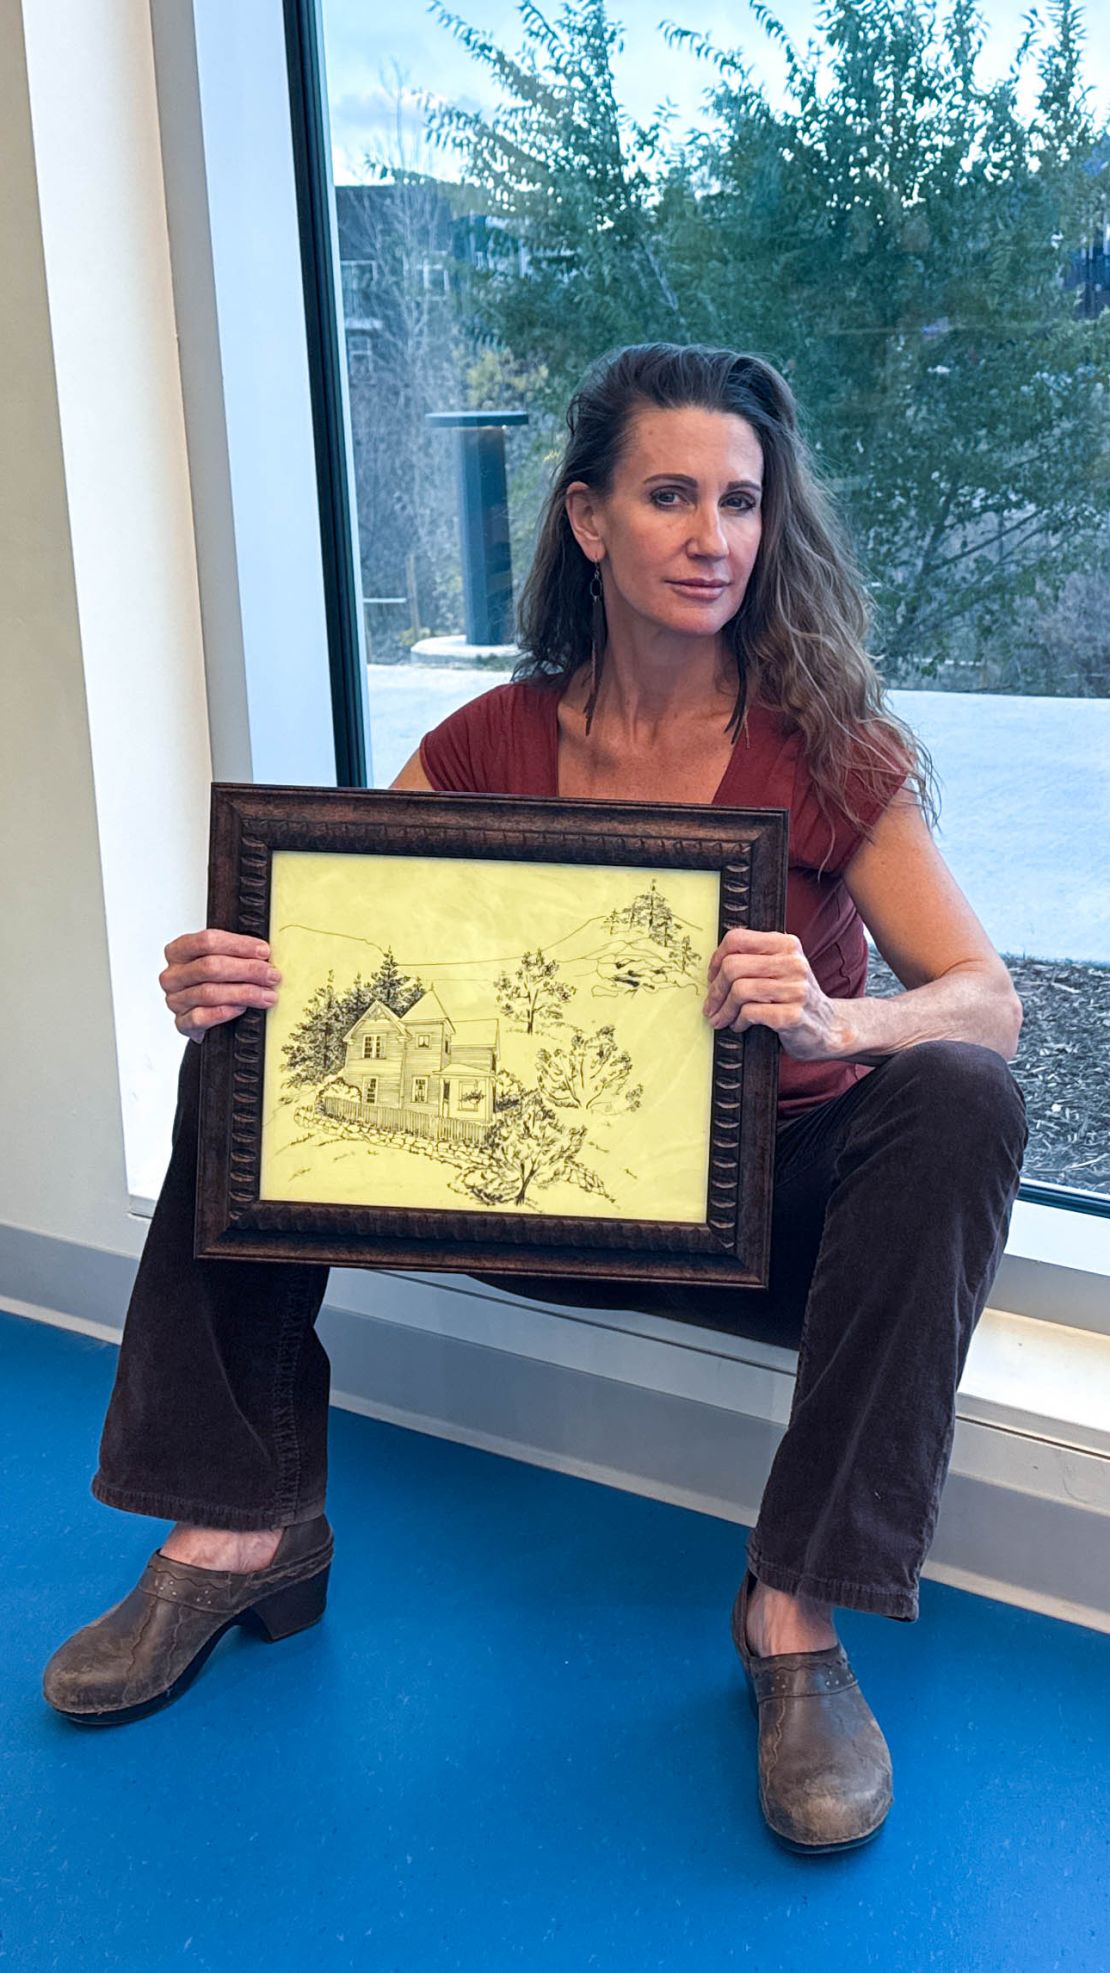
{"left": 3, "top": 1304, "right": 1109, "bottom": 1972}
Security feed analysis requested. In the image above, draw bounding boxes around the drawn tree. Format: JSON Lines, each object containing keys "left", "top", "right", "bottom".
{"left": 629, "top": 881, "right": 678, "bottom": 945}
{"left": 536, "top": 1025, "right": 643, "bottom": 1112}
{"left": 492, "top": 1066, "right": 527, "bottom": 1112}
{"left": 364, "top": 946, "right": 425, "bottom": 1017}
{"left": 336, "top": 947, "right": 425, "bottom": 1045}
{"left": 284, "top": 947, "right": 426, "bottom": 1089}
{"left": 283, "top": 971, "right": 348, "bottom": 1085}
{"left": 337, "top": 971, "right": 368, "bottom": 1037}
{"left": 494, "top": 947, "right": 573, "bottom": 1033}
{"left": 460, "top": 1089, "right": 611, "bottom": 1206}
{"left": 603, "top": 884, "right": 689, "bottom": 953}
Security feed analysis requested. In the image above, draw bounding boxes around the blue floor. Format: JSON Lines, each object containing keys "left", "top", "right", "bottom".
{"left": 3, "top": 1306, "right": 1109, "bottom": 1972}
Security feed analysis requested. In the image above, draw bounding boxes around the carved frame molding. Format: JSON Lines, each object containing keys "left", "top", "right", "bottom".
{"left": 195, "top": 784, "right": 788, "bottom": 1287}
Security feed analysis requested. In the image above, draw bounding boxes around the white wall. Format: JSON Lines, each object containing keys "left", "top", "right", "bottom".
{"left": 0, "top": 5, "right": 142, "bottom": 1254}
{"left": 1, "top": 0, "right": 212, "bottom": 1231}
{"left": 0, "top": 0, "right": 351, "bottom": 1244}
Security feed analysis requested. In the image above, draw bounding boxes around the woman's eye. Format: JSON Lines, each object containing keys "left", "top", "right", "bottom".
{"left": 650, "top": 489, "right": 755, "bottom": 511}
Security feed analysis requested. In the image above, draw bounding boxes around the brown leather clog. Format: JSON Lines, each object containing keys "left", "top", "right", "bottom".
{"left": 731, "top": 1567, "right": 893, "bottom": 1853}
{"left": 42, "top": 1514, "right": 334, "bottom": 1727}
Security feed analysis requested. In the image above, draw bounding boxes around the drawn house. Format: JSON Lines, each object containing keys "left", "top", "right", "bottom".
{"left": 333, "top": 991, "right": 500, "bottom": 1132}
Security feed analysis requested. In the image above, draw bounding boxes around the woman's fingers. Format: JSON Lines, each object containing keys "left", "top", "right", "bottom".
{"left": 176, "top": 1004, "right": 249, "bottom": 1042}
{"left": 704, "top": 938, "right": 810, "bottom": 1021}
{"left": 160, "top": 933, "right": 279, "bottom": 990}
{"left": 160, "top": 952, "right": 281, "bottom": 995}
{"left": 160, "top": 927, "right": 281, "bottom": 1037}
{"left": 163, "top": 980, "right": 279, "bottom": 1015}
{"left": 706, "top": 929, "right": 803, "bottom": 984}
{"left": 704, "top": 982, "right": 804, "bottom": 1028}
{"left": 164, "top": 929, "right": 271, "bottom": 967}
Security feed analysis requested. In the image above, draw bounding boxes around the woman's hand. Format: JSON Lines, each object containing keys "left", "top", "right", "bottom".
{"left": 703, "top": 929, "right": 848, "bottom": 1061}
{"left": 159, "top": 930, "right": 282, "bottom": 1044}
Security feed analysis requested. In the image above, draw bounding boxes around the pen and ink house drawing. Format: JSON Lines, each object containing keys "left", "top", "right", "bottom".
{"left": 263, "top": 872, "right": 718, "bottom": 1218}
{"left": 317, "top": 989, "right": 500, "bottom": 1144}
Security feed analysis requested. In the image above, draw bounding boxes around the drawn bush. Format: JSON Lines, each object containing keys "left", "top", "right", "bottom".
{"left": 492, "top": 1067, "right": 527, "bottom": 1112}
{"left": 460, "top": 1088, "right": 611, "bottom": 1206}
{"left": 535, "top": 1025, "right": 643, "bottom": 1112}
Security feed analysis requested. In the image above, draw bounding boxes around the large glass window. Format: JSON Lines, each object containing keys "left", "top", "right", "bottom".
{"left": 318, "top": 0, "right": 1110, "bottom": 1206}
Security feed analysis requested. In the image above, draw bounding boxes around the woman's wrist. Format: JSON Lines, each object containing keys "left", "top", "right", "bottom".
{"left": 824, "top": 971, "right": 1021, "bottom": 1065}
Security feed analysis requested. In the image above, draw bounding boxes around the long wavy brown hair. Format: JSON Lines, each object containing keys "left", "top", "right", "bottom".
{"left": 514, "top": 342, "right": 938, "bottom": 874}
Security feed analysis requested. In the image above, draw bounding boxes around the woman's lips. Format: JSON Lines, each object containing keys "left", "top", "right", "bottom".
{"left": 668, "top": 579, "right": 728, "bottom": 595}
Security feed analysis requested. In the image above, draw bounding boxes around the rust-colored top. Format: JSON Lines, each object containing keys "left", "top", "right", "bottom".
{"left": 419, "top": 679, "right": 909, "bottom": 1118}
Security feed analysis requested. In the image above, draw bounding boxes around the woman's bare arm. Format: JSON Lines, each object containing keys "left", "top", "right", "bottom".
{"left": 389, "top": 746, "right": 437, "bottom": 792}
{"left": 832, "top": 791, "right": 1023, "bottom": 1063}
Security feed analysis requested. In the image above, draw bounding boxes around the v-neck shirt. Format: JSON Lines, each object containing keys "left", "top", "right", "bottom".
{"left": 419, "top": 678, "right": 907, "bottom": 1117}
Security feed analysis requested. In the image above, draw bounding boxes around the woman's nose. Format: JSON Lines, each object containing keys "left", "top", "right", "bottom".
{"left": 690, "top": 506, "right": 728, "bottom": 557}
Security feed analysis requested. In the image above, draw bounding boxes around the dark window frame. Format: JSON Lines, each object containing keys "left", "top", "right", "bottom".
{"left": 287, "top": 0, "right": 1109, "bottom": 1228}
{"left": 282, "top": 0, "right": 367, "bottom": 789}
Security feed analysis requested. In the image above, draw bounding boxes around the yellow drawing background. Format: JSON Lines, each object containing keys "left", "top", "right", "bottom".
{"left": 259, "top": 850, "right": 720, "bottom": 1222}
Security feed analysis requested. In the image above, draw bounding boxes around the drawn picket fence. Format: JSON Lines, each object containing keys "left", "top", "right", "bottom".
{"left": 316, "top": 1088, "right": 361, "bottom": 1122}
{"left": 316, "top": 1088, "right": 490, "bottom": 1149}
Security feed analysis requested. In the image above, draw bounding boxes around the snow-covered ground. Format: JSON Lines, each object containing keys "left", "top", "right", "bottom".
{"left": 367, "top": 668, "right": 1110, "bottom": 965}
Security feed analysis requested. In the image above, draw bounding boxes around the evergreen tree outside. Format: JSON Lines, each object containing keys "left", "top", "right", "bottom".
{"left": 407, "top": 0, "right": 1110, "bottom": 693}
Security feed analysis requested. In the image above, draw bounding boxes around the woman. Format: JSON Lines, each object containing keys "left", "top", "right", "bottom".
{"left": 42, "top": 344, "right": 1027, "bottom": 1857}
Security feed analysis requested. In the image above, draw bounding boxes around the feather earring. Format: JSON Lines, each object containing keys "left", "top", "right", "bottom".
{"left": 584, "top": 561, "right": 606, "bottom": 736}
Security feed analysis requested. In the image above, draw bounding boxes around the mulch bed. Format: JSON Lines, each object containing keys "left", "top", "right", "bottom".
{"left": 865, "top": 951, "right": 1110, "bottom": 1197}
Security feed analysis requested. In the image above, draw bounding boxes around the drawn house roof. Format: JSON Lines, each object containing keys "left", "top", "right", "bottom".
{"left": 344, "top": 998, "right": 407, "bottom": 1039}
{"left": 450, "top": 1018, "right": 499, "bottom": 1050}
{"left": 340, "top": 990, "right": 499, "bottom": 1062}
{"left": 343, "top": 990, "right": 455, "bottom": 1044}
{"left": 400, "top": 990, "right": 455, "bottom": 1032}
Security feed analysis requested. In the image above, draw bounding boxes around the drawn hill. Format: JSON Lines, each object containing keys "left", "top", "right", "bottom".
{"left": 275, "top": 879, "right": 706, "bottom": 1008}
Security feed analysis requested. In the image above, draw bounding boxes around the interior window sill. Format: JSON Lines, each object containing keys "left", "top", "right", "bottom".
{"left": 1005, "top": 1196, "right": 1110, "bottom": 1275}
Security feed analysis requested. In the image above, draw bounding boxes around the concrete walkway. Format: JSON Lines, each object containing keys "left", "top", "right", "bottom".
{"left": 366, "top": 669, "right": 1110, "bottom": 964}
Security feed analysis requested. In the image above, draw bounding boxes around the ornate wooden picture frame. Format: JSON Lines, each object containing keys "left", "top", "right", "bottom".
{"left": 195, "top": 785, "right": 788, "bottom": 1288}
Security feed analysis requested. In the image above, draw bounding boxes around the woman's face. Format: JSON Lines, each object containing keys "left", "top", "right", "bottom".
{"left": 565, "top": 405, "right": 764, "bottom": 641}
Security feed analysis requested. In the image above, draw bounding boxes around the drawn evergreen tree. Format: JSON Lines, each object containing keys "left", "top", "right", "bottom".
{"left": 282, "top": 971, "right": 348, "bottom": 1085}
{"left": 536, "top": 1025, "right": 643, "bottom": 1112}
{"left": 337, "top": 971, "right": 368, "bottom": 1036}
{"left": 603, "top": 884, "right": 684, "bottom": 951}
{"left": 366, "top": 946, "right": 425, "bottom": 1016}
{"left": 283, "top": 948, "right": 426, "bottom": 1089}
{"left": 460, "top": 1088, "right": 610, "bottom": 1206}
{"left": 629, "top": 881, "right": 677, "bottom": 945}
{"left": 494, "top": 947, "right": 573, "bottom": 1033}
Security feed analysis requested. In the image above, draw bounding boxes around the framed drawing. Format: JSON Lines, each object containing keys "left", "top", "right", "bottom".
{"left": 195, "top": 786, "right": 788, "bottom": 1287}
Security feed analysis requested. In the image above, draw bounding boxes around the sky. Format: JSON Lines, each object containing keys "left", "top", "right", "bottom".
{"left": 320, "top": 0, "right": 1110, "bottom": 184}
